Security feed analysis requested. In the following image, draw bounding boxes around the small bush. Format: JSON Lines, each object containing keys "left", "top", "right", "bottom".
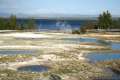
{"left": 72, "top": 30, "right": 80, "bottom": 34}
{"left": 80, "top": 27, "right": 86, "bottom": 34}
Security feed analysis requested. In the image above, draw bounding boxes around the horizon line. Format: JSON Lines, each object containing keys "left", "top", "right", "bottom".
{"left": 0, "top": 13, "right": 120, "bottom": 20}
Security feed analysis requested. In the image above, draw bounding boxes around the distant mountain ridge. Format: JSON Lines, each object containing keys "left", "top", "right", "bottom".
{"left": 0, "top": 12, "right": 119, "bottom": 20}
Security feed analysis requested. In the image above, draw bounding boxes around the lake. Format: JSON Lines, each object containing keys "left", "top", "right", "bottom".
{"left": 17, "top": 19, "right": 96, "bottom": 30}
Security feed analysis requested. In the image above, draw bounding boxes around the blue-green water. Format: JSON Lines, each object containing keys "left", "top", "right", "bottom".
{"left": 111, "top": 43, "right": 120, "bottom": 50}
{"left": 0, "top": 50, "right": 35, "bottom": 55}
{"left": 61, "top": 37, "right": 120, "bottom": 50}
{"left": 18, "top": 65, "right": 48, "bottom": 72}
{"left": 0, "top": 37, "right": 120, "bottom": 61}
{"left": 61, "top": 37, "right": 97, "bottom": 43}
{"left": 86, "top": 53, "right": 120, "bottom": 62}
{"left": 63, "top": 37, "right": 120, "bottom": 62}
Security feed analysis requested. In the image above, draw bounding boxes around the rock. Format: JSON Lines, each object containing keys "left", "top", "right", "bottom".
{"left": 49, "top": 74, "right": 61, "bottom": 80}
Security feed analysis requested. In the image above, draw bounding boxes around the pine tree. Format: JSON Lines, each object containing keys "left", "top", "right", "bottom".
{"left": 0, "top": 17, "right": 5, "bottom": 30}
{"left": 98, "top": 11, "right": 113, "bottom": 29}
{"left": 26, "top": 18, "right": 36, "bottom": 30}
{"left": 8, "top": 15, "right": 17, "bottom": 30}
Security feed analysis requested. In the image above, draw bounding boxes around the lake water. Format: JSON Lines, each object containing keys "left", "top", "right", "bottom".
{"left": 18, "top": 65, "right": 48, "bottom": 72}
{"left": 17, "top": 19, "right": 95, "bottom": 30}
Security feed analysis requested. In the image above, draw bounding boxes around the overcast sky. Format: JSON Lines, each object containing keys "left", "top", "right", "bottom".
{"left": 0, "top": 0, "right": 120, "bottom": 16}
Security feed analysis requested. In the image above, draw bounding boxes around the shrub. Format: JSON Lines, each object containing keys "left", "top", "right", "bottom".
{"left": 72, "top": 30, "right": 80, "bottom": 34}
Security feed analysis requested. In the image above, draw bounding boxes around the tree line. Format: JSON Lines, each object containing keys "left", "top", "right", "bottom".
{"left": 86, "top": 11, "right": 120, "bottom": 29}
{"left": 0, "top": 11, "right": 120, "bottom": 32}
{"left": 0, "top": 15, "right": 36, "bottom": 30}
{"left": 73, "top": 10, "right": 120, "bottom": 34}
{"left": 97, "top": 10, "right": 120, "bottom": 29}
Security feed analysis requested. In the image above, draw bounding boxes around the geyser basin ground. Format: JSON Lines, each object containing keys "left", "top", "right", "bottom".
{"left": 0, "top": 31, "right": 120, "bottom": 80}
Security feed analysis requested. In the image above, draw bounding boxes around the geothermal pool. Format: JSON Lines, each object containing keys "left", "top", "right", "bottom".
{"left": 86, "top": 53, "right": 120, "bottom": 62}
{"left": 17, "top": 65, "right": 49, "bottom": 72}
{"left": 0, "top": 50, "right": 35, "bottom": 55}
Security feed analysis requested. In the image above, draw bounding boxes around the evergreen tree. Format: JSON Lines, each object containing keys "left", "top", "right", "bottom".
{"left": 0, "top": 17, "right": 9, "bottom": 30}
{"left": 26, "top": 18, "right": 36, "bottom": 30}
{"left": 8, "top": 15, "right": 17, "bottom": 30}
{"left": 112, "top": 18, "right": 120, "bottom": 29}
{"left": 98, "top": 11, "right": 113, "bottom": 29}
{"left": 0, "top": 17, "right": 5, "bottom": 30}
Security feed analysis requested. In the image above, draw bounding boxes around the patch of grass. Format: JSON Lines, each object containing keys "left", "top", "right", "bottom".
{"left": 0, "top": 69, "right": 42, "bottom": 80}
{"left": 0, "top": 54, "right": 32, "bottom": 63}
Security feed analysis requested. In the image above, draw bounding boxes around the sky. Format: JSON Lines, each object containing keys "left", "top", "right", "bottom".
{"left": 0, "top": 0, "right": 120, "bottom": 17}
